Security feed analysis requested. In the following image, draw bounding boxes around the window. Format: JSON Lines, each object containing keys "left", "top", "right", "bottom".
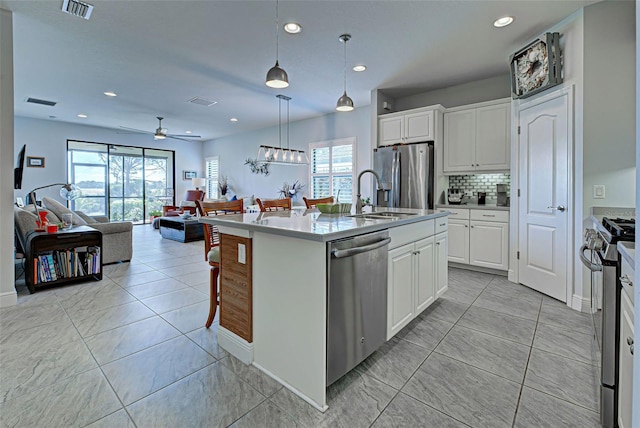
{"left": 205, "top": 156, "right": 219, "bottom": 199}
{"left": 309, "top": 138, "right": 355, "bottom": 203}
{"left": 67, "top": 141, "right": 174, "bottom": 224}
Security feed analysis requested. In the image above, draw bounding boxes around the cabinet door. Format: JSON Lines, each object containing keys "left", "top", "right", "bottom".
{"left": 447, "top": 220, "right": 469, "bottom": 264}
{"left": 444, "top": 110, "right": 475, "bottom": 172}
{"left": 435, "top": 232, "right": 448, "bottom": 297}
{"left": 387, "top": 243, "right": 415, "bottom": 339}
{"left": 475, "top": 103, "right": 510, "bottom": 171}
{"left": 469, "top": 220, "right": 508, "bottom": 270}
{"left": 404, "top": 110, "right": 434, "bottom": 143}
{"left": 415, "top": 237, "right": 435, "bottom": 314}
{"left": 379, "top": 116, "right": 404, "bottom": 146}
{"left": 618, "top": 291, "right": 634, "bottom": 428}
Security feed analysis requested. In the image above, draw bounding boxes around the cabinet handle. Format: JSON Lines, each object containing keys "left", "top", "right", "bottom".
{"left": 628, "top": 337, "right": 634, "bottom": 355}
{"left": 439, "top": 223, "right": 446, "bottom": 226}
{"left": 470, "top": 225, "right": 474, "bottom": 228}
{"left": 436, "top": 242, "right": 440, "bottom": 246}
{"left": 482, "top": 214, "right": 496, "bottom": 217}
{"left": 620, "top": 274, "right": 634, "bottom": 287}
{"left": 464, "top": 224, "right": 468, "bottom": 228}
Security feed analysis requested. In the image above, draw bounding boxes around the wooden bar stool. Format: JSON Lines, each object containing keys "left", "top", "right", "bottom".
{"left": 196, "top": 199, "right": 244, "bottom": 328}
{"left": 303, "top": 196, "right": 334, "bottom": 208}
{"left": 256, "top": 197, "right": 292, "bottom": 212}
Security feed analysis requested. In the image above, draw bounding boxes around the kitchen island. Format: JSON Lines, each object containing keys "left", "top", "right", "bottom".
{"left": 200, "top": 207, "right": 448, "bottom": 411}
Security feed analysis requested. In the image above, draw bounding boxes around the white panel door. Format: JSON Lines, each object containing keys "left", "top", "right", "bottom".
{"left": 470, "top": 220, "right": 509, "bottom": 271}
{"left": 404, "top": 111, "right": 433, "bottom": 143}
{"left": 387, "top": 244, "right": 414, "bottom": 338}
{"left": 444, "top": 110, "right": 475, "bottom": 172}
{"left": 447, "top": 220, "right": 469, "bottom": 264}
{"left": 435, "top": 232, "right": 448, "bottom": 297}
{"left": 379, "top": 116, "right": 403, "bottom": 146}
{"left": 415, "top": 237, "right": 435, "bottom": 314}
{"left": 518, "top": 91, "right": 569, "bottom": 301}
{"left": 475, "top": 103, "right": 510, "bottom": 170}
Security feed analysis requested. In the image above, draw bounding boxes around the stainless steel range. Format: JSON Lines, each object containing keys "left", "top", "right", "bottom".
{"left": 580, "top": 215, "right": 635, "bottom": 428}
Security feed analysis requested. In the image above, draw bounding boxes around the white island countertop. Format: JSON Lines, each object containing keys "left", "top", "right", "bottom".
{"left": 618, "top": 241, "right": 635, "bottom": 266}
{"left": 199, "top": 207, "right": 448, "bottom": 242}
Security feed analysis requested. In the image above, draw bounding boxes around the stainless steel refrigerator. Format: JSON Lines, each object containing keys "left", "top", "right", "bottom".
{"left": 373, "top": 142, "right": 434, "bottom": 209}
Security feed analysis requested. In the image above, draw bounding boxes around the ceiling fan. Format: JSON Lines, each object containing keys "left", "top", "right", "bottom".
{"left": 119, "top": 117, "right": 201, "bottom": 142}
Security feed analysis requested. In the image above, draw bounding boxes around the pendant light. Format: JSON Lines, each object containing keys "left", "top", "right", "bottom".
{"left": 336, "top": 34, "right": 354, "bottom": 112}
{"left": 256, "top": 95, "right": 309, "bottom": 165}
{"left": 265, "top": 0, "right": 289, "bottom": 88}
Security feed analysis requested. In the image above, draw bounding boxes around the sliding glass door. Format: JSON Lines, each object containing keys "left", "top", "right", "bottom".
{"left": 68, "top": 141, "right": 175, "bottom": 224}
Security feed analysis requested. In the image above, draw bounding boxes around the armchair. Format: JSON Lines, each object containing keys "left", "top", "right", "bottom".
{"left": 162, "top": 189, "right": 205, "bottom": 216}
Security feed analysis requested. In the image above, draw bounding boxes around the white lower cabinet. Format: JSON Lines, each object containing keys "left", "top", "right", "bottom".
{"left": 469, "top": 220, "right": 509, "bottom": 271}
{"left": 618, "top": 257, "right": 634, "bottom": 428}
{"left": 387, "top": 219, "right": 447, "bottom": 340}
{"left": 439, "top": 208, "right": 508, "bottom": 272}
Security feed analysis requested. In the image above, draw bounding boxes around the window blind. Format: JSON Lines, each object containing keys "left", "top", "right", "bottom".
{"left": 205, "top": 156, "right": 219, "bottom": 199}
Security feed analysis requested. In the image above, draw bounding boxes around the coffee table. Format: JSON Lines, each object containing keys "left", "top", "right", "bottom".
{"left": 159, "top": 217, "right": 204, "bottom": 242}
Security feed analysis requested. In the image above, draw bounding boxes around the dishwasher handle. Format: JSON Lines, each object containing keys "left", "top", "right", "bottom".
{"left": 332, "top": 237, "right": 391, "bottom": 259}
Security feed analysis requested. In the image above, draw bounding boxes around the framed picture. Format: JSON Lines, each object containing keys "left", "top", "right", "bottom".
{"left": 27, "top": 156, "right": 45, "bottom": 168}
{"left": 183, "top": 170, "right": 197, "bottom": 180}
{"left": 510, "top": 32, "right": 562, "bottom": 99}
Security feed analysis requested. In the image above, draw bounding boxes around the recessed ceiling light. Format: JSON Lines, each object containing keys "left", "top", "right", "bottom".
{"left": 230, "top": 117, "right": 239, "bottom": 122}
{"left": 103, "top": 91, "right": 117, "bottom": 97}
{"left": 283, "top": 22, "right": 302, "bottom": 34}
{"left": 185, "top": 130, "right": 192, "bottom": 134}
{"left": 353, "top": 65, "right": 367, "bottom": 72}
{"left": 77, "top": 113, "right": 88, "bottom": 118}
{"left": 493, "top": 16, "right": 514, "bottom": 27}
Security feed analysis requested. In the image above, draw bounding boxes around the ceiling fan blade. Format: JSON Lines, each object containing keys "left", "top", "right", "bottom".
{"left": 167, "top": 135, "right": 200, "bottom": 143}
{"left": 167, "top": 134, "right": 202, "bottom": 138}
{"left": 119, "top": 126, "right": 154, "bottom": 134}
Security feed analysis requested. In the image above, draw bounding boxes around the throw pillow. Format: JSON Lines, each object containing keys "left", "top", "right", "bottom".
{"left": 42, "top": 197, "right": 88, "bottom": 226}
{"left": 229, "top": 195, "right": 237, "bottom": 201}
{"left": 22, "top": 204, "right": 59, "bottom": 225}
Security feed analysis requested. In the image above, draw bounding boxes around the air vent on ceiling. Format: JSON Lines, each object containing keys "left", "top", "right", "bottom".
{"left": 61, "top": 0, "right": 94, "bottom": 20}
{"left": 188, "top": 97, "right": 218, "bottom": 107}
{"left": 26, "top": 97, "right": 57, "bottom": 107}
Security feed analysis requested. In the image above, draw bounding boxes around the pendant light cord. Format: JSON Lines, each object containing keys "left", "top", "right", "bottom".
{"left": 286, "top": 97, "right": 290, "bottom": 150}
{"left": 278, "top": 95, "right": 282, "bottom": 150}
{"left": 275, "top": 0, "right": 279, "bottom": 61}
{"left": 343, "top": 37, "right": 347, "bottom": 93}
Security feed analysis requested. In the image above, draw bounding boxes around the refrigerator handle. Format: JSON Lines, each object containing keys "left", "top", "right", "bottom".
{"left": 392, "top": 151, "right": 400, "bottom": 207}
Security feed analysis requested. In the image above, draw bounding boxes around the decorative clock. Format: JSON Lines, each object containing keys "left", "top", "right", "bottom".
{"left": 510, "top": 32, "right": 562, "bottom": 99}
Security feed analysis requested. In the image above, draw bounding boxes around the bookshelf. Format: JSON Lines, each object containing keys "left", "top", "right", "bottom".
{"left": 24, "top": 226, "right": 102, "bottom": 293}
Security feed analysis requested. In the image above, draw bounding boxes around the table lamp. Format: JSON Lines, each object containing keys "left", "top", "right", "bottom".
{"left": 28, "top": 183, "right": 81, "bottom": 228}
{"left": 192, "top": 178, "right": 207, "bottom": 191}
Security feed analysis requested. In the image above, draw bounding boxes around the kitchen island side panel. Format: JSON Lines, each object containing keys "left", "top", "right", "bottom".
{"left": 252, "top": 231, "right": 328, "bottom": 410}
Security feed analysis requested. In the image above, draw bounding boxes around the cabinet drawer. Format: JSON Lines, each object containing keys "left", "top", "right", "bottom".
{"left": 470, "top": 209, "right": 509, "bottom": 222}
{"left": 388, "top": 220, "right": 434, "bottom": 249}
{"left": 435, "top": 216, "right": 448, "bottom": 234}
{"left": 437, "top": 208, "right": 469, "bottom": 220}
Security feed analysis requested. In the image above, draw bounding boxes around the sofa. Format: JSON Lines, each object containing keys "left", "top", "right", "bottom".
{"left": 14, "top": 197, "right": 133, "bottom": 265}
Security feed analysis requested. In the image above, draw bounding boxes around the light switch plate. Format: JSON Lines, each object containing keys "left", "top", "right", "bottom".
{"left": 238, "top": 243, "right": 246, "bottom": 264}
{"left": 593, "top": 185, "right": 606, "bottom": 199}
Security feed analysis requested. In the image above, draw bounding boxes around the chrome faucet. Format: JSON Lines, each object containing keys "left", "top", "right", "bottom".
{"left": 356, "top": 169, "right": 383, "bottom": 214}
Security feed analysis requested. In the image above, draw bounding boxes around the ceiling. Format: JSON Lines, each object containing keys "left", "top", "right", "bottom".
{"left": 3, "top": 0, "right": 596, "bottom": 142}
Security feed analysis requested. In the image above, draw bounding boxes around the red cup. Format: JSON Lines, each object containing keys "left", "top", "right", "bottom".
{"left": 46, "top": 224, "right": 58, "bottom": 233}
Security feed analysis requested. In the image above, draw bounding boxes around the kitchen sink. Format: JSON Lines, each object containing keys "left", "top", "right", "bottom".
{"left": 349, "top": 211, "right": 417, "bottom": 220}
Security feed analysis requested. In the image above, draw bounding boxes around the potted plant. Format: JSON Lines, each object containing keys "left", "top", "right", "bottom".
{"left": 218, "top": 175, "right": 229, "bottom": 199}
{"left": 149, "top": 210, "right": 162, "bottom": 223}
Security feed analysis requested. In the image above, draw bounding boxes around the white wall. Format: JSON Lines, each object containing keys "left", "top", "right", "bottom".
{"left": 203, "top": 105, "right": 373, "bottom": 205}
{"left": 14, "top": 117, "right": 205, "bottom": 204}
{"left": 393, "top": 75, "right": 511, "bottom": 111}
{"left": 0, "top": 9, "right": 16, "bottom": 307}
{"left": 583, "top": 0, "right": 636, "bottom": 213}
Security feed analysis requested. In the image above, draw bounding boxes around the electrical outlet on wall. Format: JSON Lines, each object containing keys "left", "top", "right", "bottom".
{"left": 593, "top": 185, "right": 606, "bottom": 199}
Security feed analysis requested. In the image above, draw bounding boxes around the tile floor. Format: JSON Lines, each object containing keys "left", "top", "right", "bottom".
{"left": 1, "top": 225, "right": 602, "bottom": 427}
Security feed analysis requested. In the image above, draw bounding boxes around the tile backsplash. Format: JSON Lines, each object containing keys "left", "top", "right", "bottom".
{"left": 448, "top": 173, "right": 511, "bottom": 199}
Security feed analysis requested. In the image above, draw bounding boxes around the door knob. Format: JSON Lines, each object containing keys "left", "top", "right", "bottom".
{"left": 547, "top": 205, "right": 566, "bottom": 212}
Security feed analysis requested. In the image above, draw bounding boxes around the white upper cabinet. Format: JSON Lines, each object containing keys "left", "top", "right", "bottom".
{"left": 378, "top": 107, "right": 438, "bottom": 146}
{"left": 444, "top": 100, "right": 510, "bottom": 173}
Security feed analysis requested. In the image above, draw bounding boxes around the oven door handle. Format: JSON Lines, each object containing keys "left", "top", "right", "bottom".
{"left": 579, "top": 244, "right": 602, "bottom": 272}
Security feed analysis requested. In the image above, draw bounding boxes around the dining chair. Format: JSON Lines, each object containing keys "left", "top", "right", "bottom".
{"left": 256, "top": 197, "right": 292, "bottom": 212}
{"left": 303, "top": 196, "right": 335, "bottom": 208}
{"left": 196, "top": 199, "right": 244, "bottom": 328}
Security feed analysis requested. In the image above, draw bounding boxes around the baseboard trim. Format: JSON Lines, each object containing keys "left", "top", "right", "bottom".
{"left": 252, "top": 361, "right": 328, "bottom": 413}
{"left": 449, "top": 262, "right": 509, "bottom": 278}
{"left": 0, "top": 290, "right": 17, "bottom": 307}
{"left": 572, "top": 294, "right": 591, "bottom": 313}
{"left": 218, "top": 326, "right": 253, "bottom": 364}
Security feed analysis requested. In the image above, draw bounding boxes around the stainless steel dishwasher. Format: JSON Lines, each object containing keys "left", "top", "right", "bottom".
{"left": 327, "top": 230, "right": 390, "bottom": 385}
